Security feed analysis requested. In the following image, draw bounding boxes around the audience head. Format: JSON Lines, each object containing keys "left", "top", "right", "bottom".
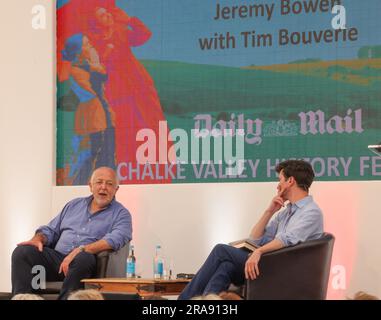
{"left": 219, "top": 291, "right": 244, "bottom": 300}
{"left": 143, "top": 295, "right": 168, "bottom": 300}
{"left": 67, "top": 289, "right": 104, "bottom": 300}
{"left": 191, "top": 294, "right": 223, "bottom": 300}
{"left": 351, "top": 291, "right": 379, "bottom": 300}
{"left": 11, "top": 293, "right": 44, "bottom": 300}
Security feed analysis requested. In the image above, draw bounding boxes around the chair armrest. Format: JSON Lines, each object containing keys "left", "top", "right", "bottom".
{"left": 105, "top": 243, "right": 129, "bottom": 277}
{"left": 94, "top": 243, "right": 130, "bottom": 278}
{"left": 95, "top": 250, "right": 113, "bottom": 278}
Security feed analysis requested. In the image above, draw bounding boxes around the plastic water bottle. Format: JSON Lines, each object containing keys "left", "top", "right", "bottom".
{"left": 153, "top": 245, "right": 164, "bottom": 279}
{"left": 126, "top": 245, "right": 136, "bottom": 278}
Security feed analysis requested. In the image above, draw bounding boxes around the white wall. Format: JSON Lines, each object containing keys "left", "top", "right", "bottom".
{"left": 0, "top": 0, "right": 54, "bottom": 292}
{"left": 0, "top": 1, "right": 380, "bottom": 299}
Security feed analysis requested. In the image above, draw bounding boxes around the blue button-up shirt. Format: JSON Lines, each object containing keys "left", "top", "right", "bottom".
{"left": 252, "top": 195, "right": 323, "bottom": 247}
{"left": 36, "top": 196, "right": 132, "bottom": 255}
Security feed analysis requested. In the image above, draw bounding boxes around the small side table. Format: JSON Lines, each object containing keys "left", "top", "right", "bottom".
{"left": 82, "top": 278, "right": 191, "bottom": 298}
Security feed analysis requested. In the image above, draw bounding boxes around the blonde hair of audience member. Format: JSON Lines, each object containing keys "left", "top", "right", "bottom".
{"left": 351, "top": 291, "right": 379, "bottom": 300}
{"left": 219, "top": 291, "right": 243, "bottom": 300}
{"left": 143, "top": 295, "right": 168, "bottom": 300}
{"left": 11, "top": 293, "right": 44, "bottom": 300}
{"left": 191, "top": 294, "right": 223, "bottom": 300}
{"left": 67, "top": 289, "right": 104, "bottom": 300}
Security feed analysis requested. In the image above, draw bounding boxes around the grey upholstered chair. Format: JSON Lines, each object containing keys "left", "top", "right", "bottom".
{"left": 245, "top": 233, "right": 335, "bottom": 300}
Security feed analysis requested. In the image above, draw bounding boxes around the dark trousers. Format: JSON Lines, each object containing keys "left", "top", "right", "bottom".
{"left": 11, "top": 245, "right": 96, "bottom": 300}
{"left": 178, "top": 244, "right": 249, "bottom": 300}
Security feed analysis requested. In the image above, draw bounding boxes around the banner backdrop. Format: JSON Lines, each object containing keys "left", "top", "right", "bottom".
{"left": 56, "top": 0, "right": 381, "bottom": 185}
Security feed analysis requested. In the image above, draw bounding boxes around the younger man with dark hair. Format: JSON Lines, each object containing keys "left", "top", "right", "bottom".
{"left": 179, "top": 160, "right": 323, "bottom": 300}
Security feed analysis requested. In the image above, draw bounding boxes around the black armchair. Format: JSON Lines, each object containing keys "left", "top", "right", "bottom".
{"left": 41, "top": 243, "right": 129, "bottom": 296}
{"left": 245, "top": 233, "right": 335, "bottom": 300}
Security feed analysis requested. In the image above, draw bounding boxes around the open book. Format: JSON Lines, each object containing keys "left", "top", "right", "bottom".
{"left": 229, "top": 238, "right": 259, "bottom": 252}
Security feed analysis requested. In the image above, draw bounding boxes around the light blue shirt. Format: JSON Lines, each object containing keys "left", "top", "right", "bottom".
{"left": 252, "top": 195, "right": 323, "bottom": 247}
{"left": 36, "top": 196, "right": 132, "bottom": 255}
